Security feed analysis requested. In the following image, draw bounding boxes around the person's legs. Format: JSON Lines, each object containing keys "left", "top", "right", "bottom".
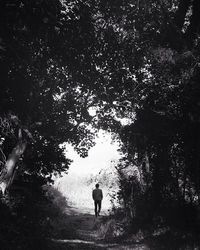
{"left": 94, "top": 201, "right": 98, "bottom": 217}
{"left": 97, "top": 200, "right": 102, "bottom": 215}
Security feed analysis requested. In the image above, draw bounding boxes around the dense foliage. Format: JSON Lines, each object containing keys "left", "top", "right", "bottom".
{"left": 108, "top": 0, "right": 200, "bottom": 235}
{"left": 0, "top": 0, "right": 200, "bottom": 244}
{"left": 0, "top": 0, "right": 98, "bottom": 187}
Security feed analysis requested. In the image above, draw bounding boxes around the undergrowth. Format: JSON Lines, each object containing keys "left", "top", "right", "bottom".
{"left": 0, "top": 183, "right": 76, "bottom": 250}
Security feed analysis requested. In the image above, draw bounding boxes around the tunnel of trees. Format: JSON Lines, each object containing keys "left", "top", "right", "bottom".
{"left": 0, "top": 0, "right": 200, "bottom": 247}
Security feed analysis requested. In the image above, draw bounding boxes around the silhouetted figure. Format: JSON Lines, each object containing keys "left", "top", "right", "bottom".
{"left": 92, "top": 183, "right": 103, "bottom": 217}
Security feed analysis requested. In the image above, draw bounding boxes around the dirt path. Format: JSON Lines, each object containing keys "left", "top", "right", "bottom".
{"left": 49, "top": 206, "right": 149, "bottom": 250}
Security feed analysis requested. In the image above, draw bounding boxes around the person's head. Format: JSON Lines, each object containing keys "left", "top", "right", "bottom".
{"left": 95, "top": 183, "right": 99, "bottom": 189}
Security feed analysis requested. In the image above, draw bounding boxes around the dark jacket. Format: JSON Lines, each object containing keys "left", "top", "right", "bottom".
{"left": 92, "top": 188, "right": 103, "bottom": 201}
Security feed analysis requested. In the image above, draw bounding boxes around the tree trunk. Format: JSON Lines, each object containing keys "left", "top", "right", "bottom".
{"left": 130, "top": 182, "right": 135, "bottom": 219}
{"left": 0, "top": 140, "right": 26, "bottom": 195}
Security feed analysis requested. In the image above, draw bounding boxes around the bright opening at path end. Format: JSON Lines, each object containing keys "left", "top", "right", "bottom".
{"left": 55, "top": 130, "right": 121, "bottom": 213}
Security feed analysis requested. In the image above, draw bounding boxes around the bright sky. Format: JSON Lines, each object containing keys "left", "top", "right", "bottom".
{"left": 64, "top": 130, "right": 121, "bottom": 176}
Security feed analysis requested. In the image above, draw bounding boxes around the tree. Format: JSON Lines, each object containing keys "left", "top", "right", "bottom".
{"left": 84, "top": 0, "right": 200, "bottom": 228}
{"left": 0, "top": 0, "right": 98, "bottom": 193}
{"left": 1, "top": 1, "right": 200, "bottom": 233}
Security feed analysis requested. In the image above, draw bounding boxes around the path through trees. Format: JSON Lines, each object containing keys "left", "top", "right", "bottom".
{"left": 1, "top": 0, "right": 200, "bottom": 248}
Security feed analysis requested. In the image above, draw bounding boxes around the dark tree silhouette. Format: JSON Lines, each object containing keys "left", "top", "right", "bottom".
{"left": 0, "top": 0, "right": 200, "bottom": 241}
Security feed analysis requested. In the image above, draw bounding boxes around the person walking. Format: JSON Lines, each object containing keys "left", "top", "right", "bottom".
{"left": 92, "top": 183, "right": 103, "bottom": 217}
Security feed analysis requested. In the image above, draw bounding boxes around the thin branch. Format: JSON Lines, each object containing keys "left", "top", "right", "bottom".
{"left": 0, "top": 148, "right": 6, "bottom": 164}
